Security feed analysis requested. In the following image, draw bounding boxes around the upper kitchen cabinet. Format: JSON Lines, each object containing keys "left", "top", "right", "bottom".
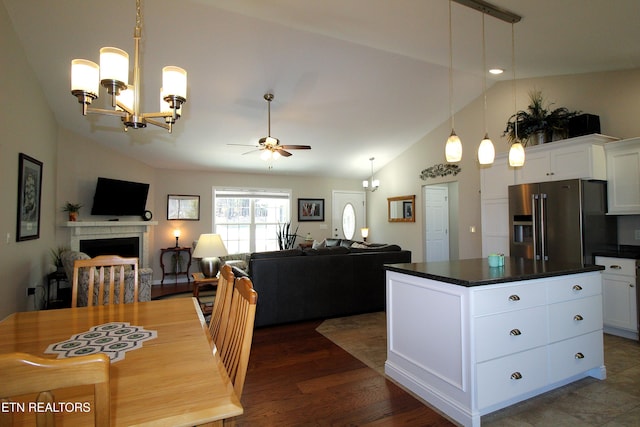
{"left": 514, "top": 134, "right": 617, "bottom": 184}
{"left": 606, "top": 137, "right": 640, "bottom": 214}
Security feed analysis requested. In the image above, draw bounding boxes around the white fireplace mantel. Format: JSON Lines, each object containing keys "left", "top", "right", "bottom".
{"left": 65, "top": 221, "right": 157, "bottom": 268}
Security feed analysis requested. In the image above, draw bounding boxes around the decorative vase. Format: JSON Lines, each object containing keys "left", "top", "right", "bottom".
{"left": 68, "top": 212, "right": 78, "bottom": 221}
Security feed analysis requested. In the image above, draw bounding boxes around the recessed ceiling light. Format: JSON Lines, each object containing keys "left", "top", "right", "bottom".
{"left": 489, "top": 68, "right": 504, "bottom": 75}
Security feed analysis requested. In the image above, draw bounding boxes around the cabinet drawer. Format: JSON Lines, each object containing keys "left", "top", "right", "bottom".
{"left": 546, "top": 273, "right": 602, "bottom": 303}
{"left": 549, "top": 331, "right": 604, "bottom": 383}
{"left": 595, "top": 256, "right": 637, "bottom": 277}
{"left": 473, "top": 282, "right": 546, "bottom": 316}
{"left": 475, "top": 306, "right": 547, "bottom": 362}
{"left": 548, "top": 295, "right": 603, "bottom": 342}
{"left": 476, "top": 347, "right": 547, "bottom": 409}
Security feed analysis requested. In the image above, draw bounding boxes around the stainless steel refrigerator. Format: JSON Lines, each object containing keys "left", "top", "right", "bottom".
{"left": 509, "top": 179, "right": 617, "bottom": 265}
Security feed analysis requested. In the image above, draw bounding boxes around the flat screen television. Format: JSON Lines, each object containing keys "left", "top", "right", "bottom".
{"left": 91, "top": 177, "right": 150, "bottom": 216}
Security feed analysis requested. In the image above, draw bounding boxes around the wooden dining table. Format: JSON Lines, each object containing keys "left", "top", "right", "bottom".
{"left": 0, "top": 297, "right": 243, "bottom": 426}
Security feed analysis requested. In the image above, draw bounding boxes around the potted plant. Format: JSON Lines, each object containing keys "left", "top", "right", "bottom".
{"left": 503, "top": 89, "right": 580, "bottom": 146}
{"left": 62, "top": 202, "right": 82, "bottom": 221}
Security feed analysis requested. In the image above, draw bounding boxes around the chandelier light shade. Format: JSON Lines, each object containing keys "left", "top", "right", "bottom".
{"left": 70, "top": 0, "right": 187, "bottom": 133}
{"left": 477, "top": 13, "right": 495, "bottom": 165}
{"left": 363, "top": 157, "right": 380, "bottom": 192}
{"left": 445, "top": 0, "right": 463, "bottom": 163}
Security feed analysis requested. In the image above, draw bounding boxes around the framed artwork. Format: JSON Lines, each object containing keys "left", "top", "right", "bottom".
{"left": 403, "top": 201, "right": 413, "bottom": 219}
{"left": 298, "top": 198, "right": 324, "bottom": 222}
{"left": 16, "top": 153, "right": 43, "bottom": 241}
{"left": 167, "top": 194, "right": 200, "bottom": 220}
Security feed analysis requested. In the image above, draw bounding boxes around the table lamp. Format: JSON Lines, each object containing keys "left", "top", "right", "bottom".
{"left": 174, "top": 229, "right": 181, "bottom": 247}
{"left": 192, "top": 234, "right": 228, "bottom": 278}
{"left": 361, "top": 227, "right": 369, "bottom": 242}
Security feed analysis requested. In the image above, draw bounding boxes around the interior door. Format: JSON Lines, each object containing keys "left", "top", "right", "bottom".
{"left": 331, "top": 191, "right": 366, "bottom": 240}
{"left": 424, "top": 185, "right": 449, "bottom": 262}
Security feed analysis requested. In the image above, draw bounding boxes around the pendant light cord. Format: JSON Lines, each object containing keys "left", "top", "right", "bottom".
{"left": 448, "top": 0, "right": 455, "bottom": 130}
{"left": 482, "top": 13, "right": 488, "bottom": 136}
{"left": 511, "top": 22, "right": 517, "bottom": 140}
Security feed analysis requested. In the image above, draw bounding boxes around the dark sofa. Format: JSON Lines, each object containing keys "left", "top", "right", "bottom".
{"left": 231, "top": 240, "right": 411, "bottom": 327}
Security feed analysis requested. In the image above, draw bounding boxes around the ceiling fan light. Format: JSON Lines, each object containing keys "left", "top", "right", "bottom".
{"left": 509, "top": 142, "right": 525, "bottom": 167}
{"left": 478, "top": 134, "right": 495, "bottom": 165}
{"left": 272, "top": 151, "right": 281, "bottom": 160}
{"left": 260, "top": 150, "right": 272, "bottom": 161}
{"left": 445, "top": 129, "right": 462, "bottom": 162}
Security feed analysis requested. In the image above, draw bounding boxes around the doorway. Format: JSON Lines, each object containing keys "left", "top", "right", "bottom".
{"left": 331, "top": 191, "right": 366, "bottom": 240}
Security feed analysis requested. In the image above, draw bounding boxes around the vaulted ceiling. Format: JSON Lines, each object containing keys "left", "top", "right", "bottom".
{"left": 4, "top": 0, "right": 640, "bottom": 178}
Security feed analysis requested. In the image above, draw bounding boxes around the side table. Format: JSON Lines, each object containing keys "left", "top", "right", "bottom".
{"left": 160, "top": 247, "right": 192, "bottom": 284}
{"left": 191, "top": 272, "right": 218, "bottom": 316}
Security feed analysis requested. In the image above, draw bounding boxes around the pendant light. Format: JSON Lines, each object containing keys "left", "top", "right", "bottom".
{"left": 508, "top": 22, "right": 525, "bottom": 167}
{"left": 445, "top": 0, "right": 462, "bottom": 163}
{"left": 477, "top": 13, "right": 495, "bottom": 165}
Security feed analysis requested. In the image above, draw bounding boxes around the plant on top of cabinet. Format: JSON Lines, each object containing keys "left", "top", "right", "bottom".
{"left": 503, "top": 89, "right": 580, "bottom": 146}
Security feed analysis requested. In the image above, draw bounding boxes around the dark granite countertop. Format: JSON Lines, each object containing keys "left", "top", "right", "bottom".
{"left": 385, "top": 257, "right": 604, "bottom": 287}
{"left": 594, "top": 245, "right": 640, "bottom": 260}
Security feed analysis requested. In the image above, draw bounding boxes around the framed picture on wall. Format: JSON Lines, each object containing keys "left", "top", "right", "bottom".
{"left": 298, "top": 198, "right": 324, "bottom": 222}
{"left": 167, "top": 194, "right": 200, "bottom": 220}
{"left": 16, "top": 153, "right": 43, "bottom": 241}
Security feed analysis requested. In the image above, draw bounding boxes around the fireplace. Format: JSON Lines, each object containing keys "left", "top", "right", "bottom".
{"left": 80, "top": 237, "right": 140, "bottom": 259}
{"left": 65, "top": 221, "right": 156, "bottom": 268}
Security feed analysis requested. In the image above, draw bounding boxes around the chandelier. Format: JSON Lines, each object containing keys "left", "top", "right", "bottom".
{"left": 362, "top": 157, "right": 380, "bottom": 192}
{"left": 70, "top": 0, "right": 187, "bottom": 133}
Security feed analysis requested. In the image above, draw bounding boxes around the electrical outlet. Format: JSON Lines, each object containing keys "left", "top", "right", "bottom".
{"left": 635, "top": 230, "right": 640, "bottom": 240}
{"left": 26, "top": 287, "right": 35, "bottom": 296}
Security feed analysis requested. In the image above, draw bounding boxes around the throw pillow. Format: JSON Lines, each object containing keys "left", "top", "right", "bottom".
{"left": 312, "top": 239, "right": 326, "bottom": 249}
{"left": 351, "top": 242, "right": 370, "bottom": 249}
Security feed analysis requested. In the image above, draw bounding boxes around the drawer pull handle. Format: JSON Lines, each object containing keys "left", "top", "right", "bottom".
{"left": 508, "top": 295, "right": 520, "bottom": 302}
{"left": 510, "top": 329, "right": 522, "bottom": 336}
{"left": 610, "top": 265, "right": 622, "bottom": 270}
{"left": 510, "top": 372, "right": 523, "bottom": 380}
{"left": 572, "top": 285, "right": 582, "bottom": 291}
{"left": 574, "top": 314, "right": 584, "bottom": 321}
{"left": 575, "top": 352, "right": 585, "bottom": 359}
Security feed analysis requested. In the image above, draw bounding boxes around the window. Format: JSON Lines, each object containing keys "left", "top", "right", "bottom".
{"left": 214, "top": 188, "right": 291, "bottom": 253}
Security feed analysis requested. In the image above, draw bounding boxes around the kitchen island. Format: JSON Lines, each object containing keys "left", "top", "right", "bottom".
{"left": 384, "top": 258, "right": 606, "bottom": 427}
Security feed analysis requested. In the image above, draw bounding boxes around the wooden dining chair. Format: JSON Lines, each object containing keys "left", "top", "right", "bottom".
{"left": 208, "top": 264, "right": 236, "bottom": 350}
{"left": 219, "top": 276, "right": 258, "bottom": 398}
{"left": 72, "top": 255, "right": 139, "bottom": 307}
{"left": 0, "top": 352, "right": 110, "bottom": 426}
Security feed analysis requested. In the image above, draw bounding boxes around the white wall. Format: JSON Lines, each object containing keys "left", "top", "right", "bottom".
{"left": 0, "top": 4, "right": 58, "bottom": 318}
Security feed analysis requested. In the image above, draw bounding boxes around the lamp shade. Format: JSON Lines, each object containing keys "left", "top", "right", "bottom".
{"left": 477, "top": 134, "right": 495, "bottom": 165}
{"left": 162, "top": 66, "right": 187, "bottom": 99}
{"left": 99, "top": 47, "right": 129, "bottom": 84}
{"left": 360, "top": 228, "right": 369, "bottom": 239}
{"left": 445, "top": 130, "right": 462, "bottom": 162}
{"left": 193, "top": 234, "right": 228, "bottom": 259}
{"left": 509, "top": 142, "right": 525, "bottom": 167}
{"left": 71, "top": 59, "right": 99, "bottom": 95}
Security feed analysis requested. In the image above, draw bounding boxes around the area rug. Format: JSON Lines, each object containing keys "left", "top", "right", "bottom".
{"left": 316, "top": 311, "right": 387, "bottom": 375}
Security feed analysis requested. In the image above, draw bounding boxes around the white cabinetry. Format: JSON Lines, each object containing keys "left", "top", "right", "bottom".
{"left": 596, "top": 256, "right": 638, "bottom": 340}
{"left": 605, "top": 138, "right": 640, "bottom": 214}
{"left": 514, "top": 134, "right": 614, "bottom": 184}
{"left": 386, "top": 271, "right": 605, "bottom": 427}
{"left": 480, "top": 134, "right": 616, "bottom": 257}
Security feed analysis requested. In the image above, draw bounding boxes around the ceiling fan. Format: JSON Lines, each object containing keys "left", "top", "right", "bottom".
{"left": 231, "top": 93, "right": 311, "bottom": 159}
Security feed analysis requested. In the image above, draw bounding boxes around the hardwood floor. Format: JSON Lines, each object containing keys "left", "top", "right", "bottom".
{"left": 232, "top": 319, "right": 453, "bottom": 426}
{"left": 150, "top": 282, "right": 193, "bottom": 299}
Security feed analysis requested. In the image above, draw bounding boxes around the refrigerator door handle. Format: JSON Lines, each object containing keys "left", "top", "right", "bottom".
{"left": 532, "top": 194, "right": 539, "bottom": 260}
{"left": 540, "top": 193, "right": 548, "bottom": 261}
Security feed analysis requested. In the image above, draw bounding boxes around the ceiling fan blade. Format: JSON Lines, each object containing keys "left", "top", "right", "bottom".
{"left": 228, "top": 143, "right": 259, "bottom": 147}
{"left": 278, "top": 150, "right": 293, "bottom": 157}
{"left": 242, "top": 148, "right": 261, "bottom": 155}
{"left": 280, "top": 145, "right": 311, "bottom": 150}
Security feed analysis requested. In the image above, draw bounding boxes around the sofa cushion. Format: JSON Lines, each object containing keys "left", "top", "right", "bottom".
{"left": 324, "top": 238, "right": 341, "bottom": 247}
{"left": 250, "top": 249, "right": 303, "bottom": 260}
{"left": 349, "top": 244, "right": 402, "bottom": 253}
